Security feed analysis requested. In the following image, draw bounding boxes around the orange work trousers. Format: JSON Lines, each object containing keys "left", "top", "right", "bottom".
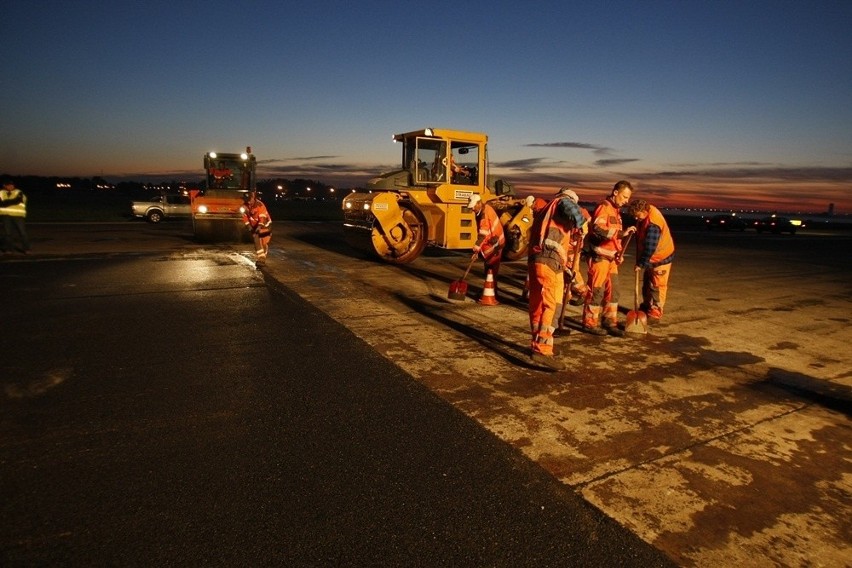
{"left": 528, "top": 262, "right": 564, "bottom": 356}
{"left": 583, "top": 256, "right": 620, "bottom": 328}
{"left": 643, "top": 263, "right": 672, "bottom": 311}
{"left": 253, "top": 231, "right": 271, "bottom": 259}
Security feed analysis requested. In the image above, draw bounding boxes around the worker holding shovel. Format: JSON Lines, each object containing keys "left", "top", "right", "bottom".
{"left": 627, "top": 199, "right": 675, "bottom": 323}
{"left": 527, "top": 192, "right": 587, "bottom": 370}
{"left": 467, "top": 194, "right": 505, "bottom": 304}
{"left": 582, "top": 180, "right": 635, "bottom": 337}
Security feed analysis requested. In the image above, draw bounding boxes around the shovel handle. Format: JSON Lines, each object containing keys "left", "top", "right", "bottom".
{"left": 634, "top": 268, "right": 641, "bottom": 311}
{"left": 460, "top": 253, "right": 478, "bottom": 282}
{"left": 618, "top": 233, "right": 633, "bottom": 262}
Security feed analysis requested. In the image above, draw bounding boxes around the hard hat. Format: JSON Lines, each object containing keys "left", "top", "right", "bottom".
{"left": 556, "top": 187, "right": 579, "bottom": 203}
{"left": 467, "top": 194, "right": 481, "bottom": 209}
{"left": 524, "top": 195, "right": 535, "bottom": 207}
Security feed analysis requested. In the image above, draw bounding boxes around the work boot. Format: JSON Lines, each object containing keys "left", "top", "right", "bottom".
{"left": 647, "top": 306, "right": 663, "bottom": 323}
{"left": 530, "top": 352, "right": 566, "bottom": 371}
{"left": 582, "top": 326, "right": 608, "bottom": 336}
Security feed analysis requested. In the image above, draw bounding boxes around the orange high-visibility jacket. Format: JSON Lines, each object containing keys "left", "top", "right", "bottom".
{"left": 529, "top": 198, "right": 585, "bottom": 269}
{"left": 636, "top": 205, "right": 674, "bottom": 266}
{"left": 589, "top": 198, "right": 623, "bottom": 260}
{"left": 475, "top": 203, "right": 506, "bottom": 258}
{"left": 243, "top": 200, "right": 272, "bottom": 236}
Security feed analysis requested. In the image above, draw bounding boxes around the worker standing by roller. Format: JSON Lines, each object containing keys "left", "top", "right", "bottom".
{"left": 527, "top": 193, "right": 587, "bottom": 370}
{"left": 242, "top": 192, "right": 272, "bottom": 267}
{"left": 467, "top": 194, "right": 505, "bottom": 303}
{"left": 582, "top": 180, "right": 635, "bottom": 337}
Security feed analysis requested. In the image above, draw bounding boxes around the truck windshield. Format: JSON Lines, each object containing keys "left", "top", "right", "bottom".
{"left": 207, "top": 159, "right": 250, "bottom": 190}
{"left": 404, "top": 137, "right": 447, "bottom": 184}
{"left": 404, "top": 136, "right": 478, "bottom": 185}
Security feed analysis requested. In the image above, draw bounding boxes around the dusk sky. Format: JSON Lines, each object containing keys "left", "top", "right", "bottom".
{"left": 3, "top": 0, "right": 851, "bottom": 213}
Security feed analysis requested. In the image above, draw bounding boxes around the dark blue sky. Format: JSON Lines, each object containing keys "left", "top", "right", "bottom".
{"left": 3, "top": 0, "right": 851, "bottom": 212}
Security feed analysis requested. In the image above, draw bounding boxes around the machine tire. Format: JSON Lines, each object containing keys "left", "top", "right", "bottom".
{"left": 502, "top": 225, "right": 529, "bottom": 261}
{"left": 193, "top": 219, "right": 250, "bottom": 242}
{"left": 502, "top": 239, "right": 529, "bottom": 261}
{"left": 147, "top": 210, "right": 164, "bottom": 224}
{"left": 370, "top": 202, "right": 427, "bottom": 264}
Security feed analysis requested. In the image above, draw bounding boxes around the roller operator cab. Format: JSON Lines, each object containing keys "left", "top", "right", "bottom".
{"left": 342, "top": 128, "right": 535, "bottom": 264}
{"left": 191, "top": 148, "right": 256, "bottom": 242}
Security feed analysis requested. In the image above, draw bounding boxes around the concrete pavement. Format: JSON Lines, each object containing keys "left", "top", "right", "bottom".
{"left": 255, "top": 222, "right": 851, "bottom": 567}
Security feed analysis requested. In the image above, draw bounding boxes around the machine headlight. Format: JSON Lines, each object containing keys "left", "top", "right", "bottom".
{"left": 198, "top": 205, "right": 208, "bottom": 214}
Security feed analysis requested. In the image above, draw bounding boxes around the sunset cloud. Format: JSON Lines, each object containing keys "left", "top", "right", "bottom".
{"left": 595, "top": 158, "right": 640, "bottom": 168}
{"left": 525, "top": 142, "right": 614, "bottom": 156}
{"left": 492, "top": 158, "right": 552, "bottom": 171}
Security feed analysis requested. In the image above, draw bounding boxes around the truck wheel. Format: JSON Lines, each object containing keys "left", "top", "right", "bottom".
{"left": 147, "top": 210, "right": 164, "bottom": 224}
{"left": 370, "top": 203, "right": 427, "bottom": 264}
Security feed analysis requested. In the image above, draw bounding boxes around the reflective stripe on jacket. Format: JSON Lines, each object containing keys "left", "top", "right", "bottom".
{"left": 475, "top": 203, "right": 505, "bottom": 257}
{"left": 589, "top": 198, "right": 622, "bottom": 259}
{"left": 0, "top": 189, "right": 27, "bottom": 218}
{"left": 243, "top": 201, "right": 272, "bottom": 235}
{"left": 529, "top": 197, "right": 585, "bottom": 269}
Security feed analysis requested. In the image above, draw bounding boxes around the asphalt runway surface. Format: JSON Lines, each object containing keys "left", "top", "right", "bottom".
{"left": 1, "top": 226, "right": 671, "bottom": 566}
{"left": 2, "top": 220, "right": 850, "bottom": 566}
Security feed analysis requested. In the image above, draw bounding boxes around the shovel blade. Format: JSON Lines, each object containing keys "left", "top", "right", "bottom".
{"left": 448, "top": 280, "right": 468, "bottom": 301}
{"left": 625, "top": 309, "right": 648, "bottom": 335}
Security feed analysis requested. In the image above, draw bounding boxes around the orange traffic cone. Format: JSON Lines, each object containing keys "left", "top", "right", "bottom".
{"left": 478, "top": 269, "right": 499, "bottom": 306}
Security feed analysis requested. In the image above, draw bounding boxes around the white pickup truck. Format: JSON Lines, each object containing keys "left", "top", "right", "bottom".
{"left": 131, "top": 194, "right": 192, "bottom": 223}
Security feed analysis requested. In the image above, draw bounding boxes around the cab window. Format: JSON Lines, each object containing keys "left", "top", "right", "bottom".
{"left": 450, "top": 142, "right": 478, "bottom": 186}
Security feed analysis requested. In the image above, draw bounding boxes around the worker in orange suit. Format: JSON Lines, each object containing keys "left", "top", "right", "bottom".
{"left": 582, "top": 180, "right": 635, "bottom": 337}
{"left": 553, "top": 187, "right": 592, "bottom": 308}
{"left": 242, "top": 192, "right": 272, "bottom": 267}
{"left": 569, "top": 205, "right": 592, "bottom": 304}
{"left": 527, "top": 194, "right": 587, "bottom": 370}
{"left": 627, "top": 198, "right": 675, "bottom": 323}
{"left": 467, "top": 194, "right": 506, "bottom": 300}
{"left": 520, "top": 195, "right": 549, "bottom": 301}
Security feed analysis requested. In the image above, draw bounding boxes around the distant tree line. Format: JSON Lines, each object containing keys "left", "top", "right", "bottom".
{"left": 0, "top": 174, "right": 346, "bottom": 202}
